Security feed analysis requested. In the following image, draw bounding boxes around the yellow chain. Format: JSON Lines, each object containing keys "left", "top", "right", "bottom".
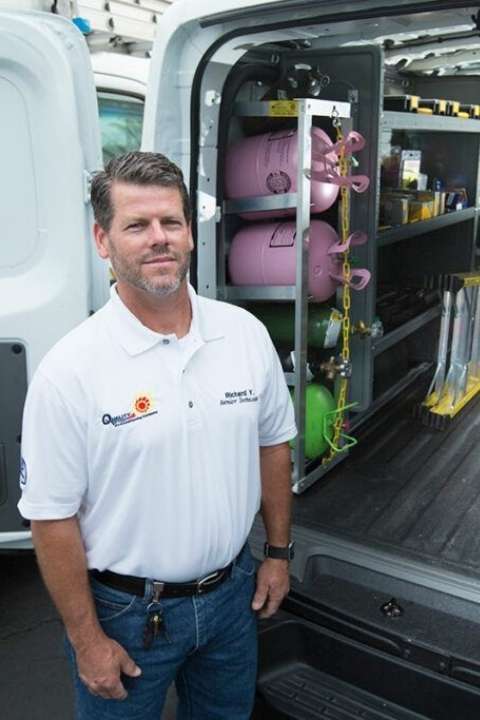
{"left": 322, "top": 120, "right": 352, "bottom": 465}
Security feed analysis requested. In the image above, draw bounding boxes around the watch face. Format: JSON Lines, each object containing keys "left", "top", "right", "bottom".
{"left": 264, "top": 542, "right": 295, "bottom": 560}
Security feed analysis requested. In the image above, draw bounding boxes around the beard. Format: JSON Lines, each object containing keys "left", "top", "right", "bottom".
{"left": 109, "top": 243, "right": 191, "bottom": 297}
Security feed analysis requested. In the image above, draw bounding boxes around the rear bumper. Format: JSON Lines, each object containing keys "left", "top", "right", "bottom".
{"left": 0, "top": 531, "right": 32, "bottom": 550}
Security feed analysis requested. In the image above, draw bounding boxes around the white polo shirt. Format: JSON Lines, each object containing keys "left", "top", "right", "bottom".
{"left": 18, "top": 284, "right": 296, "bottom": 581}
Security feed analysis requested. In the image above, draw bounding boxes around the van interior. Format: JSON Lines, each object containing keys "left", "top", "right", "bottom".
{"left": 189, "top": 4, "right": 480, "bottom": 717}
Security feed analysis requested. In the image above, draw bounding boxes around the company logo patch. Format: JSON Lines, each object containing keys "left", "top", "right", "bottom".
{"left": 19, "top": 457, "right": 27, "bottom": 489}
{"left": 102, "top": 393, "right": 158, "bottom": 428}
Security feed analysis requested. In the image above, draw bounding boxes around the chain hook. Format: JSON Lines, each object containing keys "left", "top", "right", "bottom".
{"left": 331, "top": 105, "right": 342, "bottom": 129}
{"left": 322, "top": 107, "right": 353, "bottom": 465}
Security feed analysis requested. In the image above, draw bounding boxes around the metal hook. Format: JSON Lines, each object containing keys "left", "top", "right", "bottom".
{"left": 331, "top": 105, "right": 341, "bottom": 128}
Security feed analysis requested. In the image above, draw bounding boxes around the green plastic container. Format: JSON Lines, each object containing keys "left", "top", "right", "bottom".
{"left": 250, "top": 303, "right": 341, "bottom": 349}
{"left": 291, "top": 383, "right": 336, "bottom": 459}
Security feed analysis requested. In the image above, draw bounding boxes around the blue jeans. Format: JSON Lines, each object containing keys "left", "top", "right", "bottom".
{"left": 66, "top": 545, "right": 258, "bottom": 719}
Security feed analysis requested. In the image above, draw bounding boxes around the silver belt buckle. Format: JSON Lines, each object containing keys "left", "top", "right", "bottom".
{"left": 197, "top": 570, "right": 221, "bottom": 594}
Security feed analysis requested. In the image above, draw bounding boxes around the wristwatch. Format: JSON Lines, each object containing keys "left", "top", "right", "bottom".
{"left": 264, "top": 541, "right": 295, "bottom": 561}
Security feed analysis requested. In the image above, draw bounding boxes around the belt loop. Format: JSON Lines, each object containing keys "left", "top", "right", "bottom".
{"left": 152, "top": 581, "right": 165, "bottom": 602}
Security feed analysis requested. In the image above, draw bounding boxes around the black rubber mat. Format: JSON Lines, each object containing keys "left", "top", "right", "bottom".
{"left": 260, "top": 665, "right": 429, "bottom": 719}
{"left": 293, "top": 380, "right": 480, "bottom": 577}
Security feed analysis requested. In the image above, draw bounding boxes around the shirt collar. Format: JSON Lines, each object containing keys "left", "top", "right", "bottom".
{"left": 107, "top": 283, "right": 224, "bottom": 356}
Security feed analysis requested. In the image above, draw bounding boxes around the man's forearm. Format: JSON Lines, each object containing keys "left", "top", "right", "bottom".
{"left": 259, "top": 441, "right": 292, "bottom": 545}
{"left": 31, "top": 517, "right": 103, "bottom": 650}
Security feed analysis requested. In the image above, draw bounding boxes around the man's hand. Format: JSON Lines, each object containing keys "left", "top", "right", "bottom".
{"left": 251, "top": 558, "right": 290, "bottom": 619}
{"left": 75, "top": 633, "right": 142, "bottom": 700}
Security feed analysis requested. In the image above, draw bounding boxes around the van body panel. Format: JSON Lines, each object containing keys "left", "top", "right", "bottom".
{"left": 0, "top": 10, "right": 108, "bottom": 539}
{"left": 0, "top": 11, "right": 107, "bottom": 379}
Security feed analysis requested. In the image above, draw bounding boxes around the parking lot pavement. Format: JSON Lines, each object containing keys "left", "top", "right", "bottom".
{"left": 0, "top": 552, "right": 176, "bottom": 720}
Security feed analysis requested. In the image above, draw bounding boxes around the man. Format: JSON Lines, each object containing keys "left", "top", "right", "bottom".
{"left": 18, "top": 151, "right": 296, "bottom": 719}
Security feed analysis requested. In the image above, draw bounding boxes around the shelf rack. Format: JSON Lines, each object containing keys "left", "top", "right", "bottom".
{"left": 378, "top": 208, "right": 477, "bottom": 247}
{"left": 350, "top": 362, "right": 433, "bottom": 432}
{"left": 382, "top": 111, "right": 480, "bottom": 134}
{"left": 224, "top": 193, "right": 298, "bottom": 215}
{"left": 373, "top": 305, "right": 442, "bottom": 356}
{"left": 373, "top": 107, "right": 480, "bottom": 412}
{"left": 224, "top": 286, "right": 297, "bottom": 301}
{"left": 222, "top": 98, "right": 351, "bottom": 494}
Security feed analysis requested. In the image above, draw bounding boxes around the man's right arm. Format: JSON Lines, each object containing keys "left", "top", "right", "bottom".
{"left": 32, "top": 517, "right": 141, "bottom": 700}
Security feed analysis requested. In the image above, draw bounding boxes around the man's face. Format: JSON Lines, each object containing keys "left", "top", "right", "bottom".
{"left": 94, "top": 181, "right": 193, "bottom": 298}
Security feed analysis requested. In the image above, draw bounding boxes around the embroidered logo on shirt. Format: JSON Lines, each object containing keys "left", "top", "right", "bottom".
{"left": 134, "top": 395, "right": 152, "bottom": 414}
{"left": 102, "top": 393, "right": 158, "bottom": 428}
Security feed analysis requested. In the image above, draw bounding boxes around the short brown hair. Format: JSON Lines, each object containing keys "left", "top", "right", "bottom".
{"left": 91, "top": 151, "right": 191, "bottom": 231}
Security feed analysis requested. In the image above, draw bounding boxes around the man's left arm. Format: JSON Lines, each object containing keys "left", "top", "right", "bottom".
{"left": 252, "top": 441, "right": 292, "bottom": 619}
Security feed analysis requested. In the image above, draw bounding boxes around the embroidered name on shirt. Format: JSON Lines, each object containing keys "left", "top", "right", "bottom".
{"left": 220, "top": 389, "right": 258, "bottom": 406}
{"left": 102, "top": 393, "right": 158, "bottom": 428}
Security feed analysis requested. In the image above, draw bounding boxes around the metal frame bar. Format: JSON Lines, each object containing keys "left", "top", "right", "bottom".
{"left": 224, "top": 286, "right": 297, "bottom": 301}
{"left": 383, "top": 111, "right": 480, "bottom": 134}
{"left": 469, "top": 287, "right": 480, "bottom": 377}
{"left": 233, "top": 99, "right": 351, "bottom": 119}
{"left": 224, "top": 194, "right": 298, "bottom": 215}
{"left": 427, "top": 290, "right": 453, "bottom": 401}
{"left": 445, "top": 288, "right": 469, "bottom": 407}
{"left": 292, "top": 102, "right": 312, "bottom": 488}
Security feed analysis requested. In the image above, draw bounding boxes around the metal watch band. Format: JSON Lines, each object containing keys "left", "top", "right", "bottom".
{"left": 264, "top": 541, "right": 295, "bottom": 560}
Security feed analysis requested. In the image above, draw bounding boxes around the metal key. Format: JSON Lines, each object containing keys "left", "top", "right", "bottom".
{"left": 143, "top": 612, "right": 163, "bottom": 650}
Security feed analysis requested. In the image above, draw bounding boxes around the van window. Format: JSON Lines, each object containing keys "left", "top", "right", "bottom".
{"left": 97, "top": 92, "right": 144, "bottom": 164}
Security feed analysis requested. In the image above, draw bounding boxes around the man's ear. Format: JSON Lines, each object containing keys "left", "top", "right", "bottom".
{"left": 94, "top": 223, "right": 110, "bottom": 260}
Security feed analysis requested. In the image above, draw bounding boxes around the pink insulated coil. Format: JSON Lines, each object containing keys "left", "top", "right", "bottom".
{"left": 228, "top": 220, "right": 370, "bottom": 302}
{"left": 225, "top": 128, "right": 369, "bottom": 218}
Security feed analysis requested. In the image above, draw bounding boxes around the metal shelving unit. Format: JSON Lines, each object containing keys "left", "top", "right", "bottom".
{"left": 373, "top": 108, "right": 480, "bottom": 409}
{"left": 378, "top": 208, "right": 477, "bottom": 247}
{"left": 219, "top": 98, "right": 351, "bottom": 493}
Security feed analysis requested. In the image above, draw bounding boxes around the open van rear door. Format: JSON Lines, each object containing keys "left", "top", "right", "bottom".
{"left": 0, "top": 10, "right": 108, "bottom": 547}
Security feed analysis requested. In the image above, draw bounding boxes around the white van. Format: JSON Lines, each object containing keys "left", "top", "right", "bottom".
{"left": 92, "top": 52, "right": 148, "bottom": 164}
{"left": 3, "top": 2, "right": 480, "bottom": 715}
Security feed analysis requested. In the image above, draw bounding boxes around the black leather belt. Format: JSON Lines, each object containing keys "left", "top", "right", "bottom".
{"left": 89, "top": 562, "right": 233, "bottom": 599}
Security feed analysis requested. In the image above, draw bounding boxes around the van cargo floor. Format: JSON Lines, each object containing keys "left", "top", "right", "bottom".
{"left": 293, "top": 381, "right": 480, "bottom": 577}
{"left": 260, "top": 664, "right": 428, "bottom": 720}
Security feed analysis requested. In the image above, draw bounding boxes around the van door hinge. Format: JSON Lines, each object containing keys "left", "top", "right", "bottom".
{"left": 83, "top": 170, "right": 93, "bottom": 204}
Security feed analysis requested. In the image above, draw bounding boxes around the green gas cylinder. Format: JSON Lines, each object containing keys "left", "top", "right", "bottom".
{"left": 291, "top": 383, "right": 336, "bottom": 459}
{"left": 250, "top": 303, "right": 341, "bottom": 349}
